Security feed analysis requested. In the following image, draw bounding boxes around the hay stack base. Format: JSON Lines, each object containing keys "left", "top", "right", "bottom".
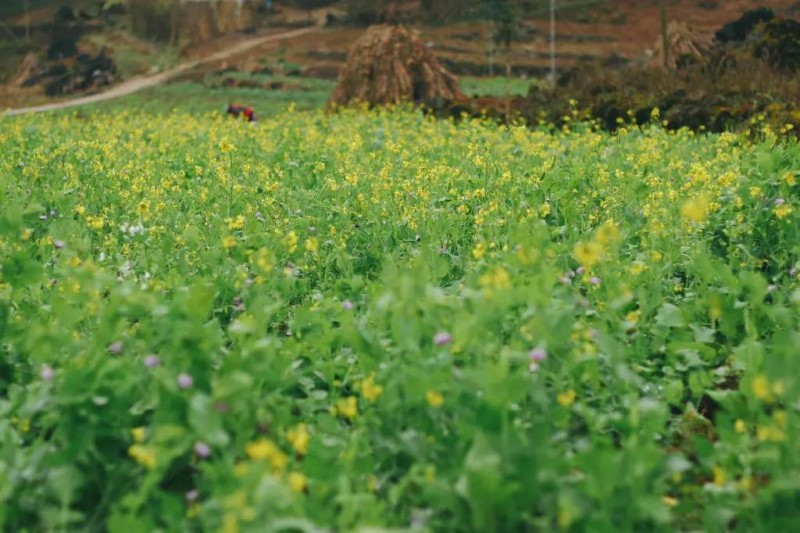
{"left": 330, "top": 24, "right": 464, "bottom": 108}
{"left": 649, "top": 21, "right": 713, "bottom": 69}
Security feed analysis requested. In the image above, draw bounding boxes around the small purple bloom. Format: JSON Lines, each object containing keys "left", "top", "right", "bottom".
{"left": 108, "top": 341, "right": 124, "bottom": 355}
{"left": 775, "top": 198, "right": 786, "bottom": 206}
{"left": 177, "top": 373, "right": 193, "bottom": 389}
{"left": 53, "top": 239, "right": 66, "bottom": 249}
{"left": 342, "top": 300, "right": 354, "bottom": 310}
{"left": 143, "top": 355, "right": 160, "bottom": 368}
{"left": 576, "top": 267, "right": 585, "bottom": 275}
{"left": 41, "top": 364, "right": 54, "bottom": 382}
{"left": 186, "top": 489, "right": 199, "bottom": 502}
{"left": 589, "top": 276, "right": 601, "bottom": 286}
{"left": 194, "top": 442, "right": 211, "bottom": 459}
{"left": 529, "top": 348, "right": 547, "bottom": 362}
{"left": 433, "top": 331, "right": 452, "bottom": 346}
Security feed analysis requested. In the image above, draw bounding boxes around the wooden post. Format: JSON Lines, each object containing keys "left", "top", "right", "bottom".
{"left": 549, "top": 0, "right": 556, "bottom": 84}
{"left": 23, "top": 0, "right": 30, "bottom": 41}
{"left": 660, "top": 0, "right": 669, "bottom": 68}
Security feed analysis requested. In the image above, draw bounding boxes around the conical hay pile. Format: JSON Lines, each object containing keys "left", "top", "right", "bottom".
{"left": 330, "top": 24, "right": 464, "bottom": 107}
{"left": 649, "top": 21, "right": 713, "bottom": 69}
{"left": 10, "top": 53, "right": 38, "bottom": 88}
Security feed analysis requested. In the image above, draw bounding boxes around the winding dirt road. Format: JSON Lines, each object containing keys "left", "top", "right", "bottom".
{"left": 3, "top": 26, "right": 318, "bottom": 117}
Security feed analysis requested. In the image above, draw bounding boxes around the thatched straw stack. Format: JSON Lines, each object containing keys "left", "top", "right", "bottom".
{"left": 649, "top": 21, "right": 713, "bottom": 69}
{"left": 330, "top": 24, "right": 464, "bottom": 108}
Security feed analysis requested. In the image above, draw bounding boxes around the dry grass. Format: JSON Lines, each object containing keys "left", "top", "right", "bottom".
{"left": 330, "top": 24, "right": 464, "bottom": 108}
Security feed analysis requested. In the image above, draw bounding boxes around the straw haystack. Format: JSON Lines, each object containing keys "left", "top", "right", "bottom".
{"left": 330, "top": 24, "right": 464, "bottom": 108}
{"left": 10, "top": 53, "right": 38, "bottom": 88}
{"left": 649, "top": 22, "right": 713, "bottom": 69}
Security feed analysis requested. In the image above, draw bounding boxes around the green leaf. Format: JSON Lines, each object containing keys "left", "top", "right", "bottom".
{"left": 188, "top": 394, "right": 229, "bottom": 447}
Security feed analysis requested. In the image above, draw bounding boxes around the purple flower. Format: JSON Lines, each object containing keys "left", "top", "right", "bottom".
{"left": 41, "top": 364, "right": 54, "bottom": 382}
{"left": 53, "top": 239, "right": 66, "bottom": 249}
{"left": 194, "top": 442, "right": 211, "bottom": 459}
{"left": 342, "top": 300, "right": 354, "bottom": 310}
{"left": 177, "top": 373, "right": 193, "bottom": 389}
{"left": 775, "top": 198, "right": 786, "bottom": 206}
{"left": 186, "top": 489, "right": 199, "bottom": 502}
{"left": 433, "top": 331, "right": 452, "bottom": 346}
{"left": 529, "top": 348, "right": 547, "bottom": 362}
{"left": 143, "top": 355, "right": 160, "bottom": 368}
{"left": 576, "top": 267, "right": 585, "bottom": 275}
{"left": 589, "top": 276, "right": 601, "bottom": 286}
{"left": 108, "top": 341, "right": 124, "bottom": 355}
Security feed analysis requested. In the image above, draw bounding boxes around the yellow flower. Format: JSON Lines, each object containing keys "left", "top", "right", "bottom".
{"left": 287, "top": 424, "right": 310, "bottom": 456}
{"left": 219, "top": 139, "right": 236, "bottom": 153}
{"left": 128, "top": 444, "right": 157, "bottom": 470}
{"left": 472, "top": 241, "right": 486, "bottom": 260}
{"left": 774, "top": 204, "right": 793, "bottom": 219}
{"left": 75, "top": 205, "right": 85, "bottom": 216}
{"left": 625, "top": 309, "right": 641, "bottom": 325}
{"left": 360, "top": 373, "right": 384, "bottom": 402}
{"left": 285, "top": 231, "right": 298, "bottom": 254}
{"left": 662, "top": 496, "right": 678, "bottom": 507}
{"left": 712, "top": 466, "right": 726, "bottom": 486}
{"left": 681, "top": 197, "right": 709, "bottom": 223}
{"left": 478, "top": 266, "right": 511, "bottom": 292}
{"left": 595, "top": 219, "right": 620, "bottom": 245}
{"left": 784, "top": 172, "right": 796, "bottom": 186}
{"left": 426, "top": 390, "right": 444, "bottom": 408}
{"left": 287, "top": 472, "right": 307, "bottom": 493}
{"left": 749, "top": 186, "right": 763, "bottom": 199}
{"left": 557, "top": 390, "right": 576, "bottom": 407}
{"left": 734, "top": 420, "right": 746, "bottom": 434}
{"left": 253, "top": 247, "right": 272, "bottom": 272}
{"left": 221, "top": 513, "right": 239, "bottom": 533}
{"left": 226, "top": 215, "right": 245, "bottom": 231}
{"left": 752, "top": 375, "right": 771, "bottom": 402}
{"left": 245, "top": 438, "right": 279, "bottom": 461}
{"left": 334, "top": 396, "right": 358, "bottom": 419}
{"left": 222, "top": 236, "right": 237, "bottom": 249}
{"left": 629, "top": 261, "right": 646, "bottom": 276}
{"left": 573, "top": 241, "right": 602, "bottom": 268}
{"left": 304, "top": 237, "right": 319, "bottom": 253}
{"left": 86, "top": 215, "right": 105, "bottom": 231}
{"left": 137, "top": 200, "right": 150, "bottom": 215}
{"left": 131, "top": 427, "right": 146, "bottom": 443}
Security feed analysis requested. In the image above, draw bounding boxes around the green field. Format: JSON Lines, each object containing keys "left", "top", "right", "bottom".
{"left": 1, "top": 106, "right": 800, "bottom": 531}
{"left": 49, "top": 75, "right": 531, "bottom": 117}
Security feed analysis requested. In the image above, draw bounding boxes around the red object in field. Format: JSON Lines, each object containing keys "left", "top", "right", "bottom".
{"left": 227, "top": 104, "right": 258, "bottom": 122}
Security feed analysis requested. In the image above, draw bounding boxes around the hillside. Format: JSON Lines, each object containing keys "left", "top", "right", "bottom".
{"left": 2, "top": 0, "right": 800, "bottom": 109}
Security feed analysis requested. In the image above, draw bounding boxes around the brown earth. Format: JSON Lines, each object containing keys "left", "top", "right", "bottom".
{"left": 3, "top": 0, "right": 800, "bottom": 112}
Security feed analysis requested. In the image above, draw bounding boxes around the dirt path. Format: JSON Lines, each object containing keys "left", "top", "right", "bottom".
{"left": 3, "top": 26, "right": 319, "bottom": 117}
